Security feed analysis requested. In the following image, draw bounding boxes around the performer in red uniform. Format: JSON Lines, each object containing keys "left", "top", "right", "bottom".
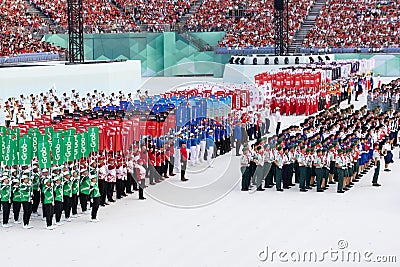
{"left": 180, "top": 142, "right": 188, "bottom": 181}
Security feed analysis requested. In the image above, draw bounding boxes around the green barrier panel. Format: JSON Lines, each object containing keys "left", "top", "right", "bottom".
{"left": 44, "top": 32, "right": 229, "bottom": 77}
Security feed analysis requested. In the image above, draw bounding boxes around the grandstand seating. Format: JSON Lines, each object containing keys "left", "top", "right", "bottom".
{"left": 186, "top": 0, "right": 314, "bottom": 48}
{"left": 303, "top": 0, "right": 400, "bottom": 48}
{"left": 0, "top": 0, "right": 64, "bottom": 57}
{"left": 114, "top": 0, "right": 194, "bottom": 31}
{"left": 29, "top": 0, "right": 137, "bottom": 33}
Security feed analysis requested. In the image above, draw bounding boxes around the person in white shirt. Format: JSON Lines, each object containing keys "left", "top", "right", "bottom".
{"left": 382, "top": 139, "right": 393, "bottom": 172}
{"left": 275, "top": 107, "right": 282, "bottom": 135}
{"left": 265, "top": 104, "right": 271, "bottom": 134}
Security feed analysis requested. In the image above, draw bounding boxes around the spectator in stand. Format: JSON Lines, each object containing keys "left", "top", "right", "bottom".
{"left": 303, "top": 0, "right": 400, "bottom": 48}
{"left": 185, "top": 0, "right": 314, "bottom": 48}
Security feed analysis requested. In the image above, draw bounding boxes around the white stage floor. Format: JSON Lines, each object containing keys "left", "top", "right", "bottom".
{"left": 1, "top": 89, "right": 400, "bottom": 267}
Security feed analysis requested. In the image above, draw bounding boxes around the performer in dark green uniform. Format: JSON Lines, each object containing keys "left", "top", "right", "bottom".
{"left": 20, "top": 175, "right": 33, "bottom": 229}
{"left": 1, "top": 175, "right": 12, "bottom": 228}
{"left": 90, "top": 175, "right": 101, "bottom": 222}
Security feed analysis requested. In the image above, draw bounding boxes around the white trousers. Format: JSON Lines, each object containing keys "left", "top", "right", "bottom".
{"left": 207, "top": 146, "right": 214, "bottom": 166}
{"left": 199, "top": 141, "right": 206, "bottom": 162}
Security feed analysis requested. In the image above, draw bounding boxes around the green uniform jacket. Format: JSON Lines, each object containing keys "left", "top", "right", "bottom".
{"left": 72, "top": 177, "right": 80, "bottom": 195}
{"left": 12, "top": 185, "right": 22, "bottom": 202}
{"left": 43, "top": 185, "right": 54, "bottom": 205}
{"left": 19, "top": 183, "right": 32, "bottom": 202}
{"left": 54, "top": 184, "right": 63, "bottom": 202}
{"left": 1, "top": 183, "right": 12, "bottom": 203}
{"left": 63, "top": 180, "right": 73, "bottom": 198}
{"left": 90, "top": 182, "right": 101, "bottom": 198}
{"left": 79, "top": 176, "right": 90, "bottom": 195}
{"left": 32, "top": 174, "right": 41, "bottom": 191}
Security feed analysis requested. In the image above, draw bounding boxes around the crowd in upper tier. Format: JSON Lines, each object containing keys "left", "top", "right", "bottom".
{"left": 0, "top": 0, "right": 64, "bottom": 57}
{"left": 186, "top": 0, "right": 314, "bottom": 48}
{"left": 303, "top": 0, "right": 400, "bottom": 48}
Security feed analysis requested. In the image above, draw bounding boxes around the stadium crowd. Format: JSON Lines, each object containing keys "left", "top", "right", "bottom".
{"left": 29, "top": 0, "right": 137, "bottom": 33}
{"left": 114, "top": 0, "right": 194, "bottom": 31}
{"left": 304, "top": 0, "right": 400, "bottom": 48}
{"left": 185, "top": 0, "right": 314, "bottom": 48}
{"left": 0, "top": 0, "right": 64, "bottom": 57}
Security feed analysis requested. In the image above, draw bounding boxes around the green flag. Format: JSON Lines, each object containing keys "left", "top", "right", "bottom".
{"left": 3, "top": 136, "right": 14, "bottom": 166}
{"left": 88, "top": 127, "right": 99, "bottom": 152}
{"left": 1, "top": 135, "right": 6, "bottom": 162}
{"left": 80, "top": 132, "right": 89, "bottom": 158}
{"left": 64, "top": 128, "right": 76, "bottom": 137}
{"left": 0, "top": 126, "right": 7, "bottom": 135}
{"left": 11, "top": 138, "right": 17, "bottom": 166}
{"left": 38, "top": 141, "right": 51, "bottom": 169}
{"left": 74, "top": 134, "right": 82, "bottom": 160}
{"left": 31, "top": 131, "right": 39, "bottom": 157}
{"left": 63, "top": 135, "right": 75, "bottom": 162}
{"left": 52, "top": 137, "right": 64, "bottom": 165}
{"left": 19, "top": 135, "right": 33, "bottom": 165}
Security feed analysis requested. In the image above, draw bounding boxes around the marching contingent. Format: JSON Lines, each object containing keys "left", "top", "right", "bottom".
{"left": 0, "top": 75, "right": 398, "bottom": 231}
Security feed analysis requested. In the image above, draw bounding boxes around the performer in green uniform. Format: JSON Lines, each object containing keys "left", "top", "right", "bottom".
{"left": 1, "top": 175, "right": 13, "bottom": 228}
{"left": 43, "top": 178, "right": 55, "bottom": 230}
{"left": 54, "top": 176, "right": 64, "bottom": 226}
{"left": 63, "top": 172, "right": 73, "bottom": 222}
{"left": 90, "top": 175, "right": 101, "bottom": 222}
{"left": 71, "top": 170, "right": 80, "bottom": 218}
{"left": 20, "top": 175, "right": 33, "bottom": 229}
{"left": 12, "top": 178, "right": 22, "bottom": 224}
{"left": 31, "top": 166, "right": 41, "bottom": 217}
{"left": 79, "top": 168, "right": 90, "bottom": 214}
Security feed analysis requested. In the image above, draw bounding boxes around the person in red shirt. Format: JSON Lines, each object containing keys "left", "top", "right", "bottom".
{"left": 148, "top": 146, "right": 156, "bottom": 185}
{"left": 180, "top": 142, "right": 188, "bottom": 182}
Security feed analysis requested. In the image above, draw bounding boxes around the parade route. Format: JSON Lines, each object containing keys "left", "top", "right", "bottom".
{"left": 2, "top": 90, "right": 399, "bottom": 267}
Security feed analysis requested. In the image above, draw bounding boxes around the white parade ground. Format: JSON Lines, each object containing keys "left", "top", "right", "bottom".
{"left": 1, "top": 78, "right": 400, "bottom": 267}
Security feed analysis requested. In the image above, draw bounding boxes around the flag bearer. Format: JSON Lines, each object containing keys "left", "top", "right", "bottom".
{"left": 31, "top": 166, "right": 41, "bottom": 217}
{"left": 71, "top": 170, "right": 80, "bottom": 218}
{"left": 63, "top": 172, "right": 73, "bottom": 222}
{"left": 79, "top": 168, "right": 90, "bottom": 214}
{"left": 1, "top": 175, "right": 12, "bottom": 228}
{"left": 20, "top": 175, "right": 33, "bottom": 229}
{"left": 89, "top": 175, "right": 101, "bottom": 222}
{"left": 12, "top": 178, "right": 22, "bottom": 224}
{"left": 53, "top": 176, "right": 64, "bottom": 226}
{"left": 43, "top": 178, "right": 55, "bottom": 230}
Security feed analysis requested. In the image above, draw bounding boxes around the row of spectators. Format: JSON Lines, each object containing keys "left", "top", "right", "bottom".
{"left": 30, "top": 0, "right": 138, "bottom": 33}
{"left": 0, "top": 0, "right": 64, "bottom": 57}
{"left": 115, "top": 0, "right": 194, "bottom": 28}
{"left": 304, "top": 0, "right": 400, "bottom": 48}
{"left": 184, "top": 0, "right": 314, "bottom": 48}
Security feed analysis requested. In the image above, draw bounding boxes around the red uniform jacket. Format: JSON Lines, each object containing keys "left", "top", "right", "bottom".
{"left": 180, "top": 147, "right": 188, "bottom": 161}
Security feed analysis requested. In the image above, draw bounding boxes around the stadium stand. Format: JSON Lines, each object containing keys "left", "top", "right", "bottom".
{"left": 0, "top": 0, "right": 64, "bottom": 57}
{"left": 114, "top": 0, "right": 194, "bottom": 32}
{"left": 185, "top": 0, "right": 314, "bottom": 48}
{"left": 29, "top": 0, "right": 137, "bottom": 33}
{"left": 303, "top": 0, "right": 400, "bottom": 48}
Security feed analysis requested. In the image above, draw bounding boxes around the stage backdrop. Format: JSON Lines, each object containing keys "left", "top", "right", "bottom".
{"left": 44, "top": 32, "right": 229, "bottom": 77}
